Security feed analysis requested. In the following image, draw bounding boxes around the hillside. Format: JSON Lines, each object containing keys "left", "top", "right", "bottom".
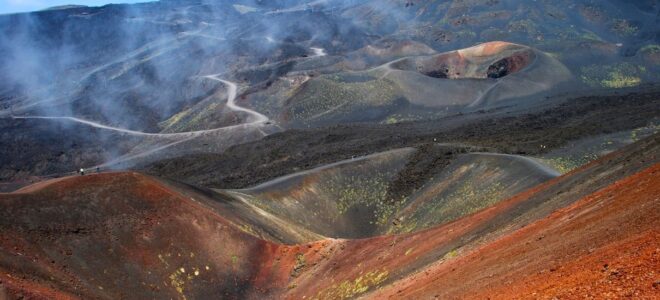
{"left": 0, "top": 0, "right": 658, "bottom": 299}
{"left": 0, "top": 0, "right": 658, "bottom": 178}
{"left": 0, "top": 132, "right": 657, "bottom": 299}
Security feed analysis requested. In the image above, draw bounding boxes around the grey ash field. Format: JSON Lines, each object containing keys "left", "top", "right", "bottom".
{"left": 0, "top": 0, "right": 659, "bottom": 299}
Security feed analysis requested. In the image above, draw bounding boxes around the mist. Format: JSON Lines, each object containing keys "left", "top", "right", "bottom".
{"left": 0, "top": 0, "right": 657, "bottom": 177}
{"left": 0, "top": 0, "right": 404, "bottom": 127}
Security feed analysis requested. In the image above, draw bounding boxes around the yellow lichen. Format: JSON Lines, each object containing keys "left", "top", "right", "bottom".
{"left": 313, "top": 269, "right": 389, "bottom": 299}
{"left": 443, "top": 249, "right": 459, "bottom": 260}
{"left": 157, "top": 254, "right": 169, "bottom": 266}
{"left": 601, "top": 72, "right": 641, "bottom": 88}
{"left": 169, "top": 269, "right": 188, "bottom": 300}
{"left": 580, "top": 63, "right": 644, "bottom": 89}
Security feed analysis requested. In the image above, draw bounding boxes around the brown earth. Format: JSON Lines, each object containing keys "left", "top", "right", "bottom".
{"left": 371, "top": 163, "right": 660, "bottom": 299}
{"left": 143, "top": 86, "right": 660, "bottom": 189}
{"left": 0, "top": 133, "right": 657, "bottom": 299}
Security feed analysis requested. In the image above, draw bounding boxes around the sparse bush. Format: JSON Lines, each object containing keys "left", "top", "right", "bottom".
{"left": 507, "top": 19, "right": 537, "bottom": 35}
{"left": 611, "top": 19, "right": 638, "bottom": 37}
{"left": 640, "top": 44, "right": 660, "bottom": 54}
{"left": 580, "top": 63, "right": 645, "bottom": 88}
{"left": 314, "top": 269, "right": 389, "bottom": 299}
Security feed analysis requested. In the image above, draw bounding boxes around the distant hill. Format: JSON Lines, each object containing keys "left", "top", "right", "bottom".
{"left": 42, "top": 4, "right": 88, "bottom": 11}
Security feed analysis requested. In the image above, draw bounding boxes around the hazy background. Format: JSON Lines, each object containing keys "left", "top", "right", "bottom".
{"left": 0, "top": 0, "right": 150, "bottom": 14}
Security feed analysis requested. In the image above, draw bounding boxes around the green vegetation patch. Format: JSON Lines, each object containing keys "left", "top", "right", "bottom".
{"left": 539, "top": 155, "right": 598, "bottom": 174}
{"left": 288, "top": 76, "right": 400, "bottom": 121}
{"left": 392, "top": 180, "right": 505, "bottom": 234}
{"left": 443, "top": 249, "right": 458, "bottom": 260}
{"left": 383, "top": 113, "right": 424, "bottom": 125}
{"left": 610, "top": 19, "right": 639, "bottom": 37}
{"left": 313, "top": 269, "right": 389, "bottom": 300}
{"left": 580, "top": 63, "right": 645, "bottom": 88}
{"left": 159, "top": 100, "right": 226, "bottom": 132}
{"left": 322, "top": 173, "right": 403, "bottom": 226}
{"left": 291, "top": 253, "right": 306, "bottom": 278}
{"left": 639, "top": 45, "right": 660, "bottom": 64}
{"left": 640, "top": 44, "right": 660, "bottom": 54}
{"left": 429, "top": 181, "right": 504, "bottom": 225}
{"left": 580, "top": 30, "right": 604, "bottom": 42}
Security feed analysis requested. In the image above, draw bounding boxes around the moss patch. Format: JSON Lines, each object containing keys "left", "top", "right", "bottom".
{"left": 291, "top": 253, "right": 307, "bottom": 278}
{"left": 313, "top": 269, "right": 389, "bottom": 299}
{"left": 322, "top": 174, "right": 401, "bottom": 226}
{"left": 610, "top": 19, "right": 638, "bottom": 37}
{"left": 287, "top": 76, "right": 400, "bottom": 122}
{"left": 393, "top": 180, "right": 506, "bottom": 234}
{"left": 539, "top": 155, "right": 598, "bottom": 174}
{"left": 580, "top": 63, "right": 645, "bottom": 88}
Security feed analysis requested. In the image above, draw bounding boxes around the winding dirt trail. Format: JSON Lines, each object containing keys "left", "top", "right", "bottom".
{"left": 244, "top": 149, "right": 558, "bottom": 193}
{"left": 11, "top": 115, "right": 172, "bottom": 137}
{"left": 8, "top": 77, "right": 271, "bottom": 170}
{"left": 202, "top": 74, "right": 269, "bottom": 124}
{"left": 93, "top": 136, "right": 198, "bottom": 169}
{"left": 471, "top": 152, "right": 561, "bottom": 177}
{"left": 245, "top": 148, "right": 415, "bottom": 191}
{"left": 10, "top": 77, "right": 269, "bottom": 137}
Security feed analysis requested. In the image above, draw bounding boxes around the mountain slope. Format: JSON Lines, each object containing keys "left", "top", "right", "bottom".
{"left": 372, "top": 162, "right": 660, "bottom": 299}
{"left": 0, "top": 1, "right": 658, "bottom": 298}
{"left": 0, "top": 133, "right": 657, "bottom": 299}
{"left": 0, "top": 0, "right": 658, "bottom": 177}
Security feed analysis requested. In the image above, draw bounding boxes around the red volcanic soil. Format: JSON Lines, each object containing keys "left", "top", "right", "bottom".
{"left": 241, "top": 137, "right": 660, "bottom": 299}
{"left": 0, "top": 173, "right": 285, "bottom": 299}
{"left": 371, "top": 164, "right": 660, "bottom": 299}
{"left": 394, "top": 41, "right": 539, "bottom": 80}
{"left": 481, "top": 41, "right": 512, "bottom": 56}
{"left": 0, "top": 135, "right": 658, "bottom": 299}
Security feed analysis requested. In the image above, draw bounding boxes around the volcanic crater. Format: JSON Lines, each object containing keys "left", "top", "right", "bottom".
{"left": 1, "top": 0, "right": 659, "bottom": 299}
